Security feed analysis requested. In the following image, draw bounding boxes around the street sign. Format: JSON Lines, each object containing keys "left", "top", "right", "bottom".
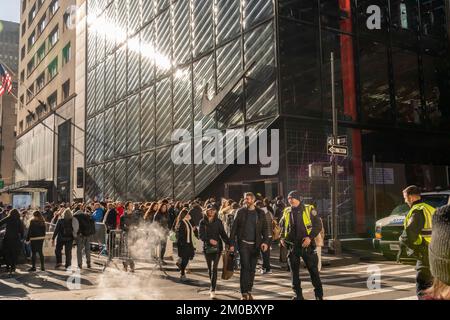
{"left": 328, "top": 145, "right": 348, "bottom": 156}
{"left": 327, "top": 135, "right": 348, "bottom": 146}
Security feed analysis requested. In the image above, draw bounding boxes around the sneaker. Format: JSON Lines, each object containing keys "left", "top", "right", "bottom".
{"left": 180, "top": 274, "right": 187, "bottom": 281}
{"left": 28, "top": 267, "right": 36, "bottom": 272}
{"left": 210, "top": 291, "right": 216, "bottom": 299}
{"left": 248, "top": 293, "right": 254, "bottom": 300}
{"left": 315, "top": 296, "right": 323, "bottom": 300}
{"left": 241, "top": 294, "right": 248, "bottom": 300}
{"left": 292, "top": 295, "right": 305, "bottom": 300}
{"left": 78, "top": 264, "right": 83, "bottom": 270}
{"left": 55, "top": 264, "right": 63, "bottom": 270}
{"left": 261, "top": 269, "right": 273, "bottom": 275}
{"left": 41, "top": 267, "right": 46, "bottom": 272}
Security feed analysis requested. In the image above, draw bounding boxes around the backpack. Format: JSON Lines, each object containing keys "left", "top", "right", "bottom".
{"left": 62, "top": 219, "right": 74, "bottom": 239}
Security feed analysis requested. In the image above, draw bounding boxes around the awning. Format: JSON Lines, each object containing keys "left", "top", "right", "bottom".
{"left": 0, "top": 180, "right": 54, "bottom": 193}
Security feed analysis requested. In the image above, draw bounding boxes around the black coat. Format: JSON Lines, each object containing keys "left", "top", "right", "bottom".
{"left": 0, "top": 215, "right": 24, "bottom": 242}
{"left": 199, "top": 217, "right": 230, "bottom": 253}
{"left": 26, "top": 220, "right": 46, "bottom": 241}
{"left": 153, "top": 212, "right": 169, "bottom": 230}
{"left": 189, "top": 206, "right": 203, "bottom": 227}
{"left": 104, "top": 209, "right": 117, "bottom": 230}
{"left": 229, "top": 207, "right": 269, "bottom": 248}
{"left": 176, "top": 219, "right": 198, "bottom": 260}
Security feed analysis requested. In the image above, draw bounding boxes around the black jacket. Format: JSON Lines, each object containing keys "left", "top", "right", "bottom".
{"left": 229, "top": 206, "right": 269, "bottom": 248}
{"left": 27, "top": 220, "right": 46, "bottom": 241}
{"left": 199, "top": 217, "right": 230, "bottom": 253}
{"left": 279, "top": 204, "right": 322, "bottom": 246}
{"left": 153, "top": 212, "right": 170, "bottom": 230}
{"left": 52, "top": 218, "right": 74, "bottom": 242}
{"left": 189, "top": 205, "right": 203, "bottom": 227}
{"left": 104, "top": 209, "right": 117, "bottom": 230}
{"left": 120, "top": 212, "right": 140, "bottom": 233}
{"left": 0, "top": 215, "right": 24, "bottom": 241}
{"left": 176, "top": 219, "right": 198, "bottom": 259}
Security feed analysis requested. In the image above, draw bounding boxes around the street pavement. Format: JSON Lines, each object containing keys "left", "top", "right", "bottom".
{"left": 0, "top": 247, "right": 418, "bottom": 300}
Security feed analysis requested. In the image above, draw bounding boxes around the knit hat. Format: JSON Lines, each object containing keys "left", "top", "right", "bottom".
{"left": 288, "top": 190, "right": 301, "bottom": 202}
{"left": 429, "top": 204, "right": 450, "bottom": 286}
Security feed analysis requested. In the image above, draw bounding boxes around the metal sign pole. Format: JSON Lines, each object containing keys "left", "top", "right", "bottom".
{"left": 330, "top": 52, "right": 341, "bottom": 255}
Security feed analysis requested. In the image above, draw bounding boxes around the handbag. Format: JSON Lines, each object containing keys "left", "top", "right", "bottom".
{"left": 272, "top": 220, "right": 281, "bottom": 240}
{"left": 205, "top": 243, "right": 219, "bottom": 254}
{"left": 169, "top": 230, "right": 177, "bottom": 243}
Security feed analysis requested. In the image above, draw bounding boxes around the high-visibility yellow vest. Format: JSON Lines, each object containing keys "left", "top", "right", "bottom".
{"left": 404, "top": 202, "right": 435, "bottom": 245}
{"left": 282, "top": 205, "right": 314, "bottom": 238}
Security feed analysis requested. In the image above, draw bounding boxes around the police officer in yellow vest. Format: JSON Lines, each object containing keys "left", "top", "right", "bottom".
{"left": 399, "top": 185, "right": 435, "bottom": 297}
{"left": 280, "top": 191, "right": 323, "bottom": 300}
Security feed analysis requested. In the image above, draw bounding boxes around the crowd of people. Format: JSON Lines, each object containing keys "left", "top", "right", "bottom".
{"left": 0, "top": 186, "right": 449, "bottom": 300}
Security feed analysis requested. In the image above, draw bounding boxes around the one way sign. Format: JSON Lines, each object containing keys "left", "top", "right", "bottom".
{"left": 328, "top": 145, "right": 348, "bottom": 157}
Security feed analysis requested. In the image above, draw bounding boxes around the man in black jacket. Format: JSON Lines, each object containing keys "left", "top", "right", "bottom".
{"left": 73, "top": 205, "right": 93, "bottom": 269}
{"left": 230, "top": 192, "right": 269, "bottom": 300}
{"left": 280, "top": 191, "right": 323, "bottom": 300}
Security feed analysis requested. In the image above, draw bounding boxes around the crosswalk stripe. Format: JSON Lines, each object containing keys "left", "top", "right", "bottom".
{"left": 326, "top": 284, "right": 416, "bottom": 300}
{"left": 396, "top": 296, "right": 417, "bottom": 300}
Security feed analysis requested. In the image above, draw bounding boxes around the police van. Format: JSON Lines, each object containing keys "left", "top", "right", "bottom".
{"left": 373, "top": 191, "right": 450, "bottom": 260}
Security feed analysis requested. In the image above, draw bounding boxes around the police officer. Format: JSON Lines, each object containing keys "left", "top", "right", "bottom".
{"left": 399, "top": 185, "right": 436, "bottom": 297}
{"left": 280, "top": 191, "right": 323, "bottom": 300}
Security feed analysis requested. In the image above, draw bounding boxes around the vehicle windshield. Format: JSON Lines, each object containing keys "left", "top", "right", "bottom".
{"left": 390, "top": 204, "right": 410, "bottom": 216}
{"left": 422, "top": 194, "right": 449, "bottom": 208}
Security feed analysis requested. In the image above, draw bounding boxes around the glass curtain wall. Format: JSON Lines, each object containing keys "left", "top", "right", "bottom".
{"left": 85, "top": 0, "right": 279, "bottom": 201}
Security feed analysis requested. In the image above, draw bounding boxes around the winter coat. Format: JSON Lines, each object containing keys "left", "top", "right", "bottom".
{"left": 0, "top": 215, "right": 24, "bottom": 243}
{"left": 176, "top": 219, "right": 198, "bottom": 260}
{"left": 229, "top": 206, "right": 269, "bottom": 248}
{"left": 199, "top": 217, "right": 230, "bottom": 253}
{"left": 103, "top": 208, "right": 117, "bottom": 230}
{"left": 52, "top": 218, "right": 78, "bottom": 242}
{"left": 27, "top": 220, "right": 46, "bottom": 241}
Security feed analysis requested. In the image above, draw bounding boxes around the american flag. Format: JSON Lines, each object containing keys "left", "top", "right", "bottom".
{"left": 0, "top": 63, "right": 13, "bottom": 97}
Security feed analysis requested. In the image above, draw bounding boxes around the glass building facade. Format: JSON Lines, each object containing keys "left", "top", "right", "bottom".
{"left": 85, "top": 0, "right": 449, "bottom": 236}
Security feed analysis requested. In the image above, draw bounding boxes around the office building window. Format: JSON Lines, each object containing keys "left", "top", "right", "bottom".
{"left": 20, "top": 70, "right": 25, "bottom": 83}
{"left": 37, "top": 42, "right": 46, "bottom": 63}
{"left": 48, "top": 27, "right": 59, "bottom": 48}
{"left": 62, "top": 42, "right": 71, "bottom": 65}
{"left": 19, "top": 121, "right": 24, "bottom": 133}
{"left": 47, "top": 57, "right": 58, "bottom": 80}
{"left": 21, "top": 46, "right": 26, "bottom": 61}
{"left": 21, "top": 22, "right": 26, "bottom": 36}
{"left": 28, "top": 31, "right": 36, "bottom": 51}
{"left": 21, "top": 0, "right": 26, "bottom": 13}
{"left": 47, "top": 91, "right": 57, "bottom": 109}
{"left": 27, "top": 84, "right": 35, "bottom": 103}
{"left": 36, "top": 72, "right": 46, "bottom": 92}
{"left": 62, "top": 79, "right": 70, "bottom": 100}
{"left": 38, "top": 15, "right": 47, "bottom": 35}
{"left": 49, "top": 0, "right": 59, "bottom": 17}
{"left": 28, "top": 4, "right": 37, "bottom": 27}
{"left": 38, "top": 0, "right": 45, "bottom": 10}
{"left": 19, "top": 95, "right": 24, "bottom": 110}
{"left": 27, "top": 56, "right": 35, "bottom": 76}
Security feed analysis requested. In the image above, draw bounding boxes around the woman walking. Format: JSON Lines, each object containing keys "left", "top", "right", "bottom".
{"left": 199, "top": 204, "right": 230, "bottom": 299}
{"left": 175, "top": 208, "right": 198, "bottom": 281}
{"left": 52, "top": 208, "right": 77, "bottom": 270}
{"left": 153, "top": 203, "right": 170, "bottom": 264}
{"left": 26, "top": 211, "right": 47, "bottom": 272}
{"left": 0, "top": 209, "right": 24, "bottom": 276}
